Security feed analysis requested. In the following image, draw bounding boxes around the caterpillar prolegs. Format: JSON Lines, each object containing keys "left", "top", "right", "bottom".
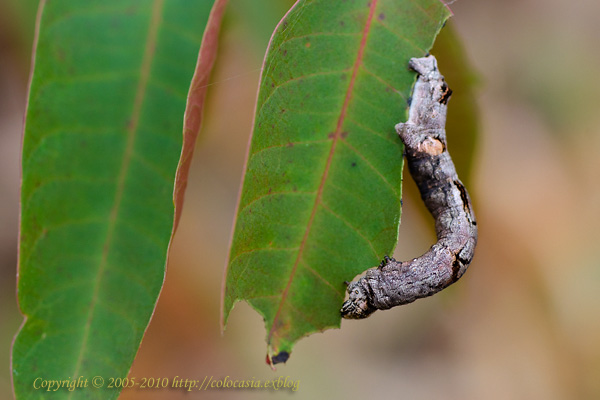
{"left": 341, "top": 55, "right": 477, "bottom": 319}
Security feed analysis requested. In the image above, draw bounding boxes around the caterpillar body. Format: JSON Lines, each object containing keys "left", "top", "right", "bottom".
{"left": 341, "top": 55, "right": 477, "bottom": 319}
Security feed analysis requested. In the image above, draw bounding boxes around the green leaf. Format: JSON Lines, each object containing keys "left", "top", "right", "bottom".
{"left": 223, "top": 0, "right": 451, "bottom": 363}
{"left": 13, "top": 1, "right": 222, "bottom": 398}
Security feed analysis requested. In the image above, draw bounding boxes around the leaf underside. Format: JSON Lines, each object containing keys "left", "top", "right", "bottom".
{"left": 13, "top": 1, "right": 217, "bottom": 398}
{"left": 223, "top": 0, "right": 451, "bottom": 362}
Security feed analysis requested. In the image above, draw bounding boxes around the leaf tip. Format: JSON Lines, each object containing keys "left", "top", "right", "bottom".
{"left": 219, "top": 295, "right": 236, "bottom": 334}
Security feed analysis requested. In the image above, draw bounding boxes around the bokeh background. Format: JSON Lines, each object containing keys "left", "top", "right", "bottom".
{"left": 1, "top": 0, "right": 599, "bottom": 398}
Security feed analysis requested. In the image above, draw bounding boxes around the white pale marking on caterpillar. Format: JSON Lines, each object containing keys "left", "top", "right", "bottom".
{"left": 341, "top": 55, "right": 478, "bottom": 319}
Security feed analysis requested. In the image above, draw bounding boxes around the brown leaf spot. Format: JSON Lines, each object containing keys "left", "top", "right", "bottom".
{"left": 378, "top": 13, "right": 385, "bottom": 20}
{"left": 341, "top": 131, "right": 349, "bottom": 139}
{"left": 305, "top": 41, "right": 311, "bottom": 48}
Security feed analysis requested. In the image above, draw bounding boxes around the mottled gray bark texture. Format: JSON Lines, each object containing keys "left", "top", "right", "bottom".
{"left": 341, "top": 55, "right": 477, "bottom": 319}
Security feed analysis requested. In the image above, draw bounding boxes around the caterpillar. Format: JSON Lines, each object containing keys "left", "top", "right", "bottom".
{"left": 341, "top": 55, "right": 477, "bottom": 319}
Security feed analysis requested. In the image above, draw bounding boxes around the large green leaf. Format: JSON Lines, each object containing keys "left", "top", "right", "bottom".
{"left": 13, "top": 1, "right": 222, "bottom": 398}
{"left": 223, "top": 0, "right": 451, "bottom": 363}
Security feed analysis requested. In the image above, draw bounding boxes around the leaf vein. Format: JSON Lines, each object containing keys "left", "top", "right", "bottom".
{"left": 301, "top": 263, "right": 344, "bottom": 297}
{"left": 360, "top": 64, "right": 406, "bottom": 100}
{"left": 267, "top": 0, "right": 380, "bottom": 346}
{"left": 67, "top": 0, "right": 165, "bottom": 386}
{"left": 319, "top": 202, "right": 378, "bottom": 260}
{"left": 238, "top": 190, "right": 317, "bottom": 217}
{"left": 341, "top": 140, "right": 398, "bottom": 196}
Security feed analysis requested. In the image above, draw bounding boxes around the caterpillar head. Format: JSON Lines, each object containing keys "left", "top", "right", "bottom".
{"left": 341, "top": 281, "right": 375, "bottom": 319}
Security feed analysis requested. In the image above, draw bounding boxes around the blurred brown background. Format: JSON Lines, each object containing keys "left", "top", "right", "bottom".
{"left": 1, "top": 0, "right": 599, "bottom": 399}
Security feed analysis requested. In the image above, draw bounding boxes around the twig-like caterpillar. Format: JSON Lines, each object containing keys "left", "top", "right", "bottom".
{"left": 341, "top": 55, "right": 477, "bottom": 319}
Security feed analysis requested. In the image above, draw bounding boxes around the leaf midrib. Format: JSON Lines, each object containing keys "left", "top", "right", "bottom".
{"left": 67, "top": 0, "right": 164, "bottom": 387}
{"left": 267, "top": 0, "right": 379, "bottom": 346}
